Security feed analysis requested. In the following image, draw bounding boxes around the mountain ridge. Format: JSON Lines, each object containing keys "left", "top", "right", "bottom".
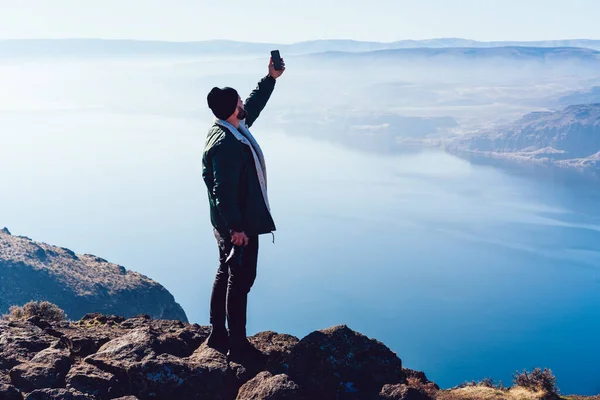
{"left": 449, "top": 103, "right": 600, "bottom": 172}
{"left": 1, "top": 38, "right": 600, "bottom": 57}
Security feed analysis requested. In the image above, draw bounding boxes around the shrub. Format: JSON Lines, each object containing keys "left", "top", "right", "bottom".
{"left": 4, "top": 301, "right": 67, "bottom": 323}
{"left": 513, "top": 368, "right": 558, "bottom": 394}
{"left": 456, "top": 378, "right": 499, "bottom": 389}
{"left": 479, "top": 377, "right": 497, "bottom": 388}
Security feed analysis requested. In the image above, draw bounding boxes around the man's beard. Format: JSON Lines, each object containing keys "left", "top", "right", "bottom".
{"left": 236, "top": 107, "right": 248, "bottom": 120}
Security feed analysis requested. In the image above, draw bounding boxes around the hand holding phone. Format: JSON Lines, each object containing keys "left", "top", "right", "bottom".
{"left": 268, "top": 51, "right": 286, "bottom": 79}
{"left": 270, "top": 50, "right": 284, "bottom": 71}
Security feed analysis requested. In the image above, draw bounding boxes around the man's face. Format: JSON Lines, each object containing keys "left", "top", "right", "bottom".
{"left": 235, "top": 96, "right": 247, "bottom": 120}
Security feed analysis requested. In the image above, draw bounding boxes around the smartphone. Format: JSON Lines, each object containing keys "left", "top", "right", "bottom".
{"left": 271, "top": 50, "right": 283, "bottom": 71}
{"left": 225, "top": 245, "right": 244, "bottom": 266}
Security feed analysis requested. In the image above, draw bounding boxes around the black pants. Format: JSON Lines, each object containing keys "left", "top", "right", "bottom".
{"left": 209, "top": 229, "right": 259, "bottom": 341}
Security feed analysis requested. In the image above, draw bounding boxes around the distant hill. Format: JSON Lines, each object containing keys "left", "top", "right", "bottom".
{"left": 1, "top": 38, "right": 600, "bottom": 57}
{"left": 451, "top": 104, "right": 600, "bottom": 172}
{"left": 303, "top": 46, "right": 600, "bottom": 63}
{"left": 0, "top": 228, "right": 187, "bottom": 322}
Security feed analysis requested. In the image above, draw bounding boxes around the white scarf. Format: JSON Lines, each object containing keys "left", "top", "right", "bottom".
{"left": 214, "top": 119, "right": 271, "bottom": 211}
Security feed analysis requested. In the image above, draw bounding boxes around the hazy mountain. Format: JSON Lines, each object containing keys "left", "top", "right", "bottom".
{"left": 1, "top": 38, "right": 600, "bottom": 58}
{"left": 394, "top": 38, "right": 600, "bottom": 50}
{"left": 0, "top": 228, "right": 187, "bottom": 322}
{"left": 451, "top": 104, "right": 600, "bottom": 171}
{"left": 304, "top": 46, "right": 600, "bottom": 63}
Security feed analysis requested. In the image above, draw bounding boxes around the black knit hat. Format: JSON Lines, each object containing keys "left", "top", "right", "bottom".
{"left": 207, "top": 86, "right": 239, "bottom": 120}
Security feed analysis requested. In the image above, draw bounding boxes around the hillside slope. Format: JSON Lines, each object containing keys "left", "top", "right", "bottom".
{"left": 0, "top": 228, "right": 187, "bottom": 322}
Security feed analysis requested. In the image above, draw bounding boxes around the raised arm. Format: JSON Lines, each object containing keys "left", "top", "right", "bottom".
{"left": 244, "top": 57, "right": 286, "bottom": 128}
{"left": 244, "top": 76, "right": 276, "bottom": 128}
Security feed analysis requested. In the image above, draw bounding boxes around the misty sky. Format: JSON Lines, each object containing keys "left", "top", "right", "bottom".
{"left": 1, "top": 0, "right": 599, "bottom": 43}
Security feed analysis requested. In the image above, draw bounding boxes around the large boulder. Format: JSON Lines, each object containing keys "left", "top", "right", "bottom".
{"left": 0, "top": 321, "right": 55, "bottom": 370}
{"left": 86, "top": 329, "right": 236, "bottom": 400}
{"left": 249, "top": 331, "right": 299, "bottom": 374}
{"left": 122, "top": 345, "right": 236, "bottom": 400}
{"left": 286, "top": 325, "right": 405, "bottom": 399}
{"left": 236, "top": 371, "right": 303, "bottom": 400}
{"left": 10, "top": 347, "right": 71, "bottom": 392}
{"left": 65, "top": 362, "right": 123, "bottom": 399}
{"left": 153, "top": 322, "right": 209, "bottom": 358}
{"left": 84, "top": 328, "right": 158, "bottom": 375}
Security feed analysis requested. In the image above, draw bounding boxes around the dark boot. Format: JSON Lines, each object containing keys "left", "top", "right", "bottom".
{"left": 206, "top": 325, "right": 229, "bottom": 354}
{"left": 227, "top": 336, "right": 267, "bottom": 364}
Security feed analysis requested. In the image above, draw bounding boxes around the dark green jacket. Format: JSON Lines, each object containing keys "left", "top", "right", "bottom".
{"left": 202, "top": 75, "right": 277, "bottom": 236}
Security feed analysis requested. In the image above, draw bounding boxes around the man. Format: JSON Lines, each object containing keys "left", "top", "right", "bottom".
{"left": 202, "top": 57, "right": 285, "bottom": 361}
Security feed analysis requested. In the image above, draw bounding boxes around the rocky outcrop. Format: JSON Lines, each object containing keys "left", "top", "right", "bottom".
{"left": 0, "top": 229, "right": 187, "bottom": 322}
{"left": 0, "top": 315, "right": 428, "bottom": 400}
{"left": 287, "top": 325, "right": 405, "bottom": 399}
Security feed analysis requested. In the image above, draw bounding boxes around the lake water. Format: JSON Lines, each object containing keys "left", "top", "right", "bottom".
{"left": 0, "top": 59, "right": 599, "bottom": 395}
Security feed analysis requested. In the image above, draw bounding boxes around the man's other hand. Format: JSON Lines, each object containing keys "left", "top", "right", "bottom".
{"left": 268, "top": 58, "right": 286, "bottom": 79}
{"left": 231, "top": 231, "right": 249, "bottom": 246}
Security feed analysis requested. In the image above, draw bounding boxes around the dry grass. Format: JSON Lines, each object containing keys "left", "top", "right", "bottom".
{"left": 562, "top": 397, "right": 600, "bottom": 400}
{"left": 437, "top": 386, "right": 548, "bottom": 400}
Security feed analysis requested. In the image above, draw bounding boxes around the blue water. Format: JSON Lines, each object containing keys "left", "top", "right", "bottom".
{"left": 1, "top": 59, "right": 599, "bottom": 394}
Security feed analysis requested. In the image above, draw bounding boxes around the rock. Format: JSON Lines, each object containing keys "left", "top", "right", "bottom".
{"left": 183, "top": 344, "right": 238, "bottom": 398}
{"left": 153, "top": 323, "right": 209, "bottom": 358}
{"left": 87, "top": 334, "right": 237, "bottom": 400}
{"left": 9, "top": 347, "right": 71, "bottom": 392}
{"left": 0, "top": 314, "right": 430, "bottom": 400}
{"left": 112, "top": 397, "right": 140, "bottom": 400}
{"left": 25, "top": 317, "right": 51, "bottom": 331}
{"left": 0, "top": 383, "right": 23, "bottom": 400}
{"left": 249, "top": 331, "right": 299, "bottom": 374}
{"left": 236, "top": 371, "right": 303, "bottom": 400}
{"left": 118, "top": 315, "right": 153, "bottom": 330}
{"left": 403, "top": 368, "right": 439, "bottom": 397}
{"left": 0, "top": 229, "right": 187, "bottom": 321}
{"left": 24, "top": 388, "right": 94, "bottom": 400}
{"left": 85, "top": 328, "right": 158, "bottom": 375}
{"left": 379, "top": 384, "right": 434, "bottom": 400}
{"left": 0, "top": 321, "right": 55, "bottom": 369}
{"left": 127, "top": 349, "right": 236, "bottom": 400}
{"left": 66, "top": 363, "right": 122, "bottom": 399}
{"left": 58, "top": 328, "right": 118, "bottom": 359}
{"left": 286, "top": 325, "right": 405, "bottom": 399}
{"left": 403, "top": 369, "right": 435, "bottom": 387}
